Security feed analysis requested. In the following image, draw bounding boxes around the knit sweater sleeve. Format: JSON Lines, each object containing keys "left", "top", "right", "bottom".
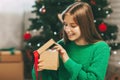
{"left": 64, "top": 42, "right": 110, "bottom": 80}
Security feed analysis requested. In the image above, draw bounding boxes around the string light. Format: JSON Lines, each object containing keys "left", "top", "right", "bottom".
{"left": 106, "top": 11, "right": 109, "bottom": 14}
{"left": 37, "top": 43, "right": 41, "bottom": 47}
{"left": 28, "top": 43, "right": 32, "bottom": 46}
{"left": 94, "top": 20, "right": 96, "bottom": 23}
{"left": 98, "top": 8, "right": 101, "bottom": 11}
{"left": 113, "top": 51, "right": 117, "bottom": 54}
{"left": 54, "top": 32, "right": 57, "bottom": 35}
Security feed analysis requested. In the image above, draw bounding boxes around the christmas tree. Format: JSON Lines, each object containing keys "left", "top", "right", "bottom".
{"left": 82, "top": 0, "right": 119, "bottom": 50}
{"left": 22, "top": 0, "right": 120, "bottom": 79}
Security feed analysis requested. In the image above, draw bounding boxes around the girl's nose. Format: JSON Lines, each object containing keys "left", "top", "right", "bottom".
{"left": 64, "top": 26, "right": 72, "bottom": 33}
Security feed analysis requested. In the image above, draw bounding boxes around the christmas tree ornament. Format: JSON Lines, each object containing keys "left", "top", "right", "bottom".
{"left": 23, "top": 31, "right": 32, "bottom": 41}
{"left": 90, "top": 0, "right": 96, "bottom": 5}
{"left": 39, "top": 5, "right": 46, "bottom": 14}
{"left": 98, "top": 23, "right": 107, "bottom": 32}
{"left": 40, "top": 8, "right": 46, "bottom": 14}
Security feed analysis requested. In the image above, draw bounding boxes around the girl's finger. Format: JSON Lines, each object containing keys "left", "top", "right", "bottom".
{"left": 37, "top": 67, "right": 44, "bottom": 71}
{"left": 37, "top": 62, "right": 44, "bottom": 71}
{"left": 38, "top": 59, "right": 43, "bottom": 63}
{"left": 38, "top": 63, "right": 43, "bottom": 67}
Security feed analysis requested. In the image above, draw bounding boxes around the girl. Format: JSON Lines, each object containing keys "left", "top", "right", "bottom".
{"left": 32, "top": 1, "right": 110, "bottom": 80}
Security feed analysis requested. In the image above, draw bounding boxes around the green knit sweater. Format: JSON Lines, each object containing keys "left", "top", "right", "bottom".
{"left": 32, "top": 40, "right": 110, "bottom": 80}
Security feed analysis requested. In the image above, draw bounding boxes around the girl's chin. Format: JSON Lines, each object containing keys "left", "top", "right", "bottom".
{"left": 68, "top": 38, "right": 75, "bottom": 41}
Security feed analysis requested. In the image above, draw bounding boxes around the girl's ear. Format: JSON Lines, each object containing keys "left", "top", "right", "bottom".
{"left": 58, "top": 13, "right": 63, "bottom": 23}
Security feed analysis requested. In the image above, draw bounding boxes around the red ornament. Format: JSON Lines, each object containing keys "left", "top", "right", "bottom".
{"left": 90, "top": 0, "right": 96, "bottom": 5}
{"left": 23, "top": 31, "right": 31, "bottom": 41}
{"left": 98, "top": 23, "right": 107, "bottom": 32}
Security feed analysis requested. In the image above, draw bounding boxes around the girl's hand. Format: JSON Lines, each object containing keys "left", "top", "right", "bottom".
{"left": 54, "top": 43, "right": 69, "bottom": 63}
{"left": 37, "top": 59, "right": 44, "bottom": 71}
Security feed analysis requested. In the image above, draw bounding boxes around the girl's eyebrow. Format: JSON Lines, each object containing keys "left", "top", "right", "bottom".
{"left": 63, "top": 21, "right": 76, "bottom": 24}
{"left": 62, "top": 22, "right": 77, "bottom": 26}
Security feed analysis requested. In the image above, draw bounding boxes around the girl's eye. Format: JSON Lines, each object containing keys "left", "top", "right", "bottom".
{"left": 71, "top": 25, "right": 77, "bottom": 28}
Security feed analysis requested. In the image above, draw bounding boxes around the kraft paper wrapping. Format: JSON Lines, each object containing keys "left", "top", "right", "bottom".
{"left": 37, "top": 39, "right": 59, "bottom": 70}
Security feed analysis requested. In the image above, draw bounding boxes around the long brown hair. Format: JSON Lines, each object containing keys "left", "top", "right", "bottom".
{"left": 61, "top": 2, "right": 102, "bottom": 43}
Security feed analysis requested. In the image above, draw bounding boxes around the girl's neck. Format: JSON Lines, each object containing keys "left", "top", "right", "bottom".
{"left": 74, "top": 38, "right": 88, "bottom": 45}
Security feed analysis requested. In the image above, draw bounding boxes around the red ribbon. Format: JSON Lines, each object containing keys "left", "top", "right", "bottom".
{"left": 33, "top": 50, "right": 39, "bottom": 80}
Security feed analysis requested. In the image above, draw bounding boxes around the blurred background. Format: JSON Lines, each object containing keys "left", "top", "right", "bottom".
{"left": 0, "top": 0, "right": 120, "bottom": 80}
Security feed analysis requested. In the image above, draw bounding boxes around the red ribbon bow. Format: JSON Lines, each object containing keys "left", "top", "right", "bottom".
{"left": 33, "top": 50, "right": 39, "bottom": 80}
{"left": 33, "top": 50, "right": 42, "bottom": 80}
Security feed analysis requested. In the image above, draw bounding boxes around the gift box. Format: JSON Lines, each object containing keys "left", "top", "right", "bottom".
{"left": 39, "top": 49, "right": 59, "bottom": 70}
{"left": 0, "top": 50, "right": 24, "bottom": 80}
{"left": 35, "top": 39, "right": 59, "bottom": 70}
{"left": 0, "top": 50, "right": 22, "bottom": 62}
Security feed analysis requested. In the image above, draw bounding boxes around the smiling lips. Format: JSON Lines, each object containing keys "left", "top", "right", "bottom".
{"left": 67, "top": 33, "right": 75, "bottom": 38}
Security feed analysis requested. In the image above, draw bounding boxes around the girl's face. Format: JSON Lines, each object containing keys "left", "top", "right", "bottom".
{"left": 63, "top": 14, "right": 83, "bottom": 43}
